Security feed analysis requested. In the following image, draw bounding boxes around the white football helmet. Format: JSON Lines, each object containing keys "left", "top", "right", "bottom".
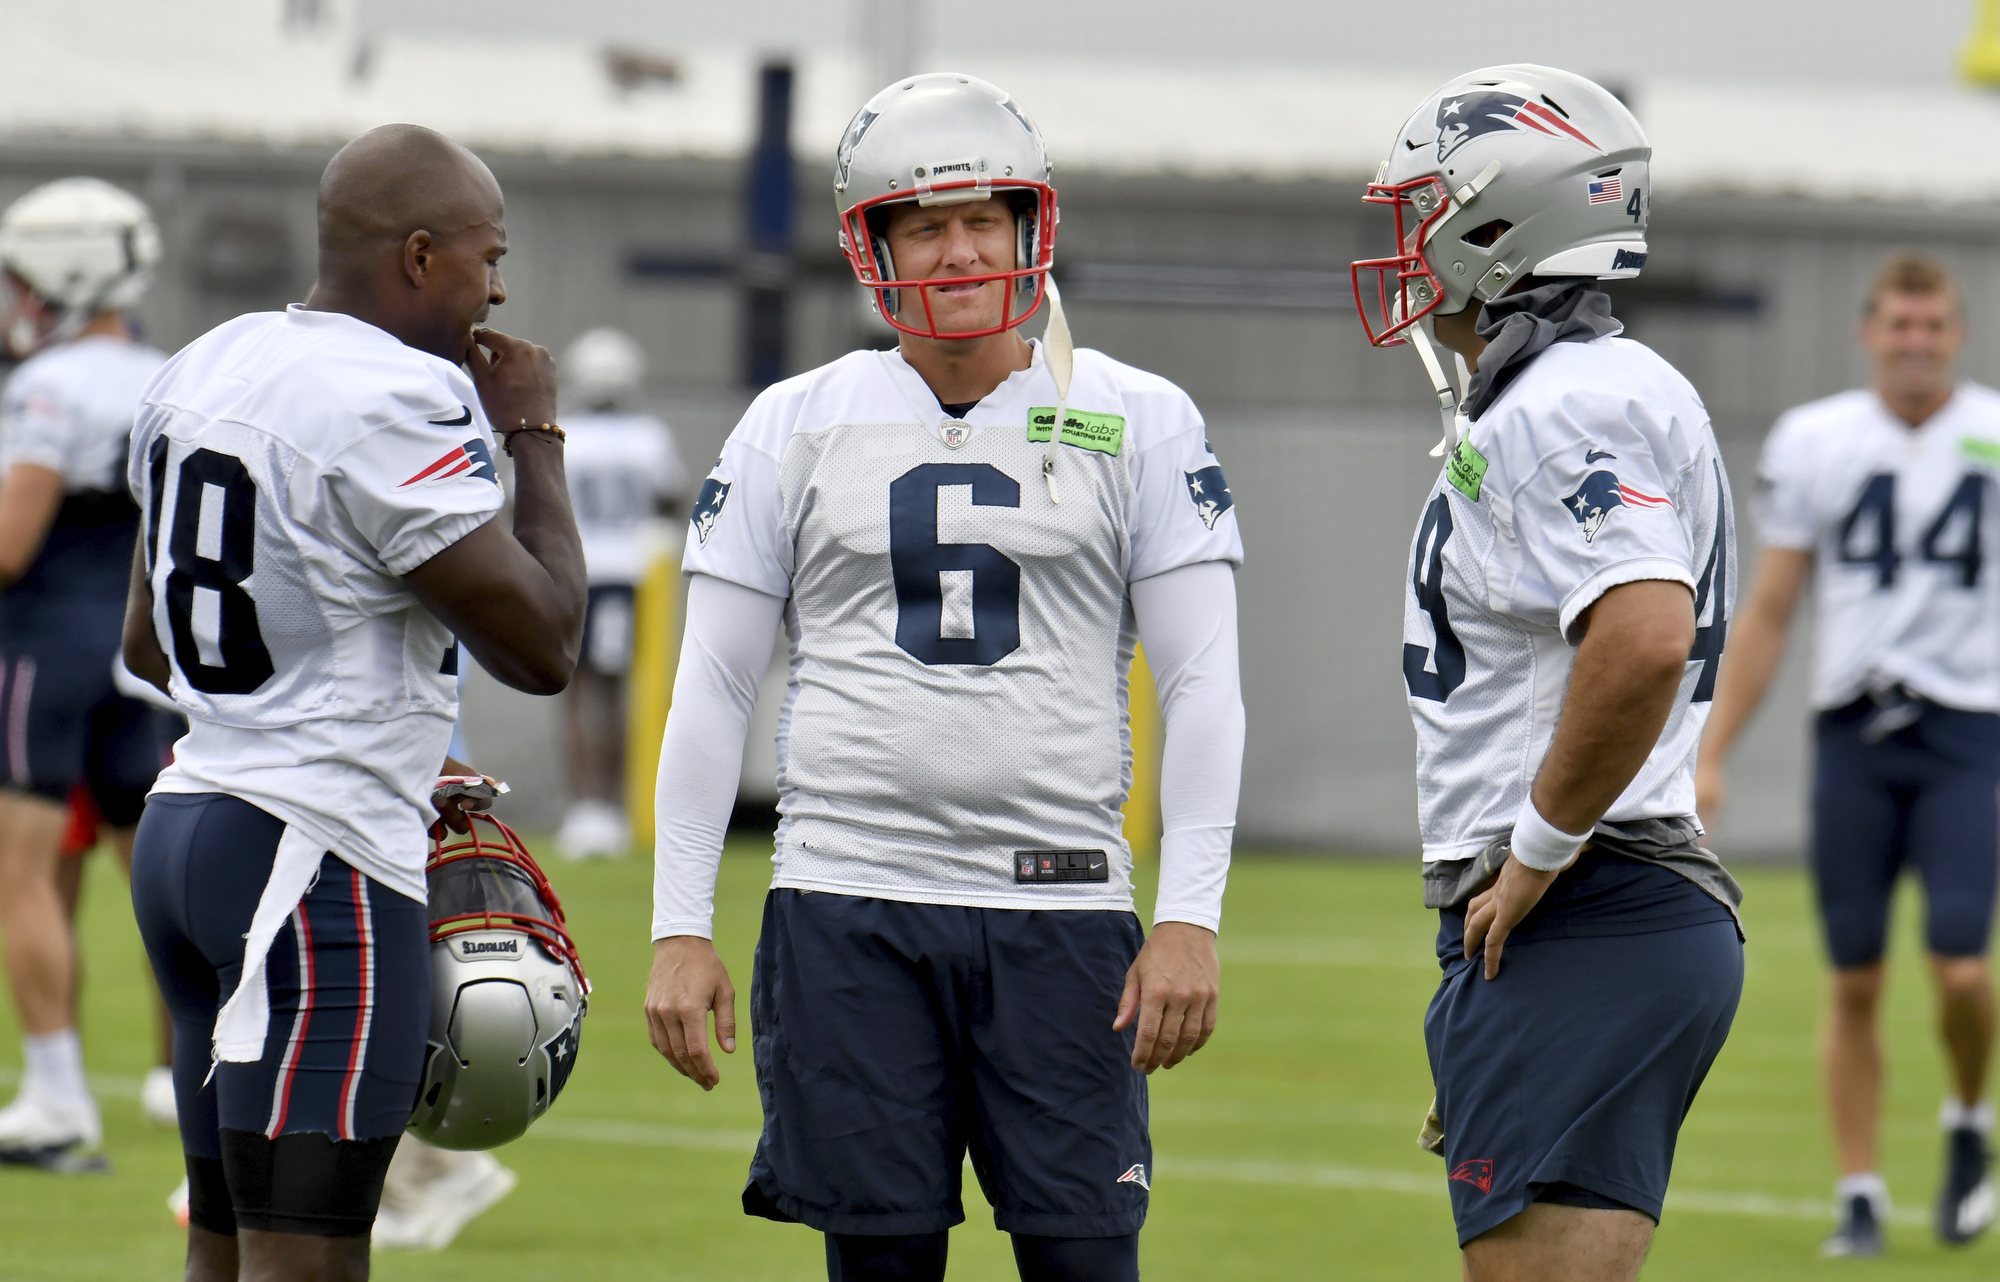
{"left": 409, "top": 814, "right": 588, "bottom": 1151}
{"left": 563, "top": 327, "right": 645, "bottom": 411}
{"left": 833, "top": 72, "right": 1057, "bottom": 339}
{"left": 1351, "top": 65, "right": 1649, "bottom": 348}
{"left": 0, "top": 177, "right": 161, "bottom": 354}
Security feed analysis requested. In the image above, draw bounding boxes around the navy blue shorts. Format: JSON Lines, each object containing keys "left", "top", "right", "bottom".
{"left": 1425, "top": 858, "right": 1743, "bottom": 1246}
{"left": 581, "top": 584, "right": 635, "bottom": 676}
{"left": 132, "top": 791, "right": 428, "bottom": 1229}
{"left": 0, "top": 626, "right": 166, "bottom": 820}
{"left": 745, "top": 890, "right": 1150, "bottom": 1238}
{"left": 1812, "top": 698, "right": 2000, "bottom": 968}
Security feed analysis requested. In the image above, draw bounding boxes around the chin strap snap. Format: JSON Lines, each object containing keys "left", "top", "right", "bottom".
{"left": 1041, "top": 278, "right": 1075, "bottom": 504}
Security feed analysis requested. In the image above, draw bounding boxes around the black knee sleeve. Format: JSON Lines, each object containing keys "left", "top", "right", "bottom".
{"left": 824, "top": 1231, "right": 949, "bottom": 1282}
{"left": 1011, "top": 1232, "right": 1140, "bottom": 1282}
{"left": 218, "top": 1129, "right": 399, "bottom": 1237}
{"left": 185, "top": 1153, "right": 237, "bottom": 1236}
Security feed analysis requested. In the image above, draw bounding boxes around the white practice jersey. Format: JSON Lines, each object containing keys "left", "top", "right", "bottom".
{"left": 130, "top": 306, "right": 504, "bottom": 902}
{"left": 1754, "top": 385, "right": 2000, "bottom": 712}
{"left": 684, "top": 340, "right": 1243, "bottom": 911}
{"left": 563, "top": 409, "right": 686, "bottom": 585}
{"left": 1403, "top": 336, "right": 1735, "bottom": 865}
{"left": 0, "top": 335, "right": 167, "bottom": 493}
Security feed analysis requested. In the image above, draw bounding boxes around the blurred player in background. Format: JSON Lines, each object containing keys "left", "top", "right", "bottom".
{"left": 1355, "top": 66, "right": 1743, "bottom": 1281}
{"left": 0, "top": 177, "right": 175, "bottom": 1167}
{"left": 646, "top": 73, "right": 1244, "bottom": 1282}
{"left": 124, "top": 123, "right": 584, "bottom": 1281}
{"left": 1697, "top": 254, "right": 1999, "bottom": 1255}
{"left": 553, "top": 325, "right": 685, "bottom": 860}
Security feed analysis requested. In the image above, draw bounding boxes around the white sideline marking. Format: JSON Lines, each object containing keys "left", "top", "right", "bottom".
{"left": 0, "top": 1069, "right": 1927, "bottom": 1227}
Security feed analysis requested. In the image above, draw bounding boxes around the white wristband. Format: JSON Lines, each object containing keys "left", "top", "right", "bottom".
{"left": 1508, "top": 802, "right": 1591, "bottom": 872}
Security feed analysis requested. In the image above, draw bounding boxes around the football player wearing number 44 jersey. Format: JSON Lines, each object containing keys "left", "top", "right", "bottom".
{"left": 1698, "top": 255, "right": 2000, "bottom": 1256}
{"left": 1354, "top": 66, "right": 1743, "bottom": 1281}
{"left": 123, "top": 125, "right": 585, "bottom": 1282}
{"left": 646, "top": 74, "right": 1244, "bottom": 1282}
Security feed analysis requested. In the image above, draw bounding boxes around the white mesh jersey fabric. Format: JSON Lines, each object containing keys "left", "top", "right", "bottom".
{"left": 562, "top": 410, "right": 686, "bottom": 585}
{"left": 1754, "top": 384, "right": 2000, "bottom": 712}
{"left": 0, "top": 335, "right": 167, "bottom": 492}
{"left": 129, "top": 306, "right": 504, "bottom": 900}
{"left": 1404, "top": 336, "right": 1735, "bottom": 866}
{"left": 683, "top": 341, "right": 1243, "bottom": 910}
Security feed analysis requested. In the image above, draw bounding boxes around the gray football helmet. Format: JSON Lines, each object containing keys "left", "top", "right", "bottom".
{"left": 1352, "top": 64, "right": 1650, "bottom": 347}
{"left": 409, "top": 813, "right": 588, "bottom": 1151}
{"left": 0, "top": 177, "right": 160, "bottom": 355}
{"left": 833, "top": 71, "right": 1056, "bottom": 339}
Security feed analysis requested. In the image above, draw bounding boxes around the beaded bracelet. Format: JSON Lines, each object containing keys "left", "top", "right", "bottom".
{"left": 499, "top": 420, "right": 566, "bottom": 455}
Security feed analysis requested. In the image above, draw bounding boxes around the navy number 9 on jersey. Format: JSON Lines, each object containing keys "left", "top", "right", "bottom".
{"left": 1404, "top": 494, "right": 1466, "bottom": 702}
{"left": 889, "top": 463, "right": 1021, "bottom": 666}
{"left": 147, "top": 443, "right": 275, "bottom": 694}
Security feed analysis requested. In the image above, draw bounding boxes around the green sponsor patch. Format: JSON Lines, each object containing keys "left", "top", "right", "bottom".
{"left": 1961, "top": 436, "right": 2000, "bottom": 468}
{"left": 1446, "top": 434, "right": 1488, "bottom": 502}
{"left": 1028, "top": 407, "right": 1126, "bottom": 456}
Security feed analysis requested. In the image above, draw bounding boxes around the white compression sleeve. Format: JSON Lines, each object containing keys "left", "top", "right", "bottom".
{"left": 1130, "top": 560, "right": 1245, "bottom": 934}
{"left": 650, "top": 573, "right": 786, "bottom": 941}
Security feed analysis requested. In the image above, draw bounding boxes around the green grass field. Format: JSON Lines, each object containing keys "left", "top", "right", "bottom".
{"left": 3, "top": 840, "right": 1995, "bottom": 1280}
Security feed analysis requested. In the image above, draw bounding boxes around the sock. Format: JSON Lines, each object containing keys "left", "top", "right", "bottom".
{"left": 1940, "top": 1097, "right": 1996, "bottom": 1133}
{"left": 23, "top": 1030, "right": 88, "bottom": 1110}
{"left": 1836, "top": 1172, "right": 1890, "bottom": 1214}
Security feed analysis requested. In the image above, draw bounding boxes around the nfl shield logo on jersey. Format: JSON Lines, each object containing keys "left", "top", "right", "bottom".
{"left": 691, "top": 478, "right": 731, "bottom": 545}
{"left": 939, "top": 420, "right": 970, "bottom": 449}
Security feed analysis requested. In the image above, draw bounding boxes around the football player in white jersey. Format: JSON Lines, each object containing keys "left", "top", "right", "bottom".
{"left": 0, "top": 177, "right": 178, "bottom": 1167}
{"left": 552, "top": 326, "right": 686, "bottom": 860}
{"left": 1352, "top": 66, "right": 1743, "bottom": 1280}
{"left": 1697, "top": 254, "right": 2000, "bottom": 1254}
{"left": 122, "top": 124, "right": 585, "bottom": 1282}
{"left": 644, "top": 74, "right": 1244, "bottom": 1281}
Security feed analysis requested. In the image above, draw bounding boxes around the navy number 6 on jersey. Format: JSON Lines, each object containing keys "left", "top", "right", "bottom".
{"left": 889, "top": 463, "right": 1021, "bottom": 666}
{"left": 146, "top": 442, "right": 275, "bottom": 694}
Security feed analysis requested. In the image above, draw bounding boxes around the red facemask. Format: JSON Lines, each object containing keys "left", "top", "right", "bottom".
{"left": 837, "top": 181, "right": 1059, "bottom": 341}
{"left": 1350, "top": 175, "right": 1454, "bottom": 348}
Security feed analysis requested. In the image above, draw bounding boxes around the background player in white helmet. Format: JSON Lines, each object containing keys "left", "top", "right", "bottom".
{"left": 552, "top": 325, "right": 686, "bottom": 860}
{"left": 645, "top": 72, "right": 1244, "bottom": 1281}
{"left": 1697, "top": 253, "right": 2000, "bottom": 1255}
{"left": 0, "top": 177, "right": 177, "bottom": 1168}
{"left": 1353, "top": 66, "right": 1743, "bottom": 1280}
{"left": 123, "top": 123, "right": 585, "bottom": 1281}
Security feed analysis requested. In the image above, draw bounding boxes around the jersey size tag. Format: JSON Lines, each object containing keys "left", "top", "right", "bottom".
{"left": 1960, "top": 437, "right": 2000, "bottom": 468}
{"left": 1446, "top": 436, "right": 1487, "bottom": 502}
{"left": 1015, "top": 848, "right": 1109, "bottom": 884}
{"left": 1028, "top": 408, "right": 1126, "bottom": 456}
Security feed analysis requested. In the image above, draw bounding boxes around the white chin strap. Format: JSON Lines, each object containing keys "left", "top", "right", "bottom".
{"left": 1041, "top": 277, "right": 1074, "bottom": 504}
{"left": 1406, "top": 315, "right": 1471, "bottom": 457}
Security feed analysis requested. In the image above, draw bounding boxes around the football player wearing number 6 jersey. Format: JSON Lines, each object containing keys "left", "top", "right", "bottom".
{"left": 1353, "top": 66, "right": 1743, "bottom": 1280}
{"left": 1697, "top": 254, "right": 2000, "bottom": 1255}
{"left": 122, "top": 124, "right": 585, "bottom": 1282}
{"left": 645, "top": 74, "right": 1244, "bottom": 1282}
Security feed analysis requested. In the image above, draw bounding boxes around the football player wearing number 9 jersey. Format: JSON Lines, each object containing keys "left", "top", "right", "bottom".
{"left": 644, "top": 74, "right": 1244, "bottom": 1282}
{"left": 1353, "top": 66, "right": 1743, "bottom": 1280}
{"left": 122, "top": 125, "right": 585, "bottom": 1282}
{"left": 1697, "top": 254, "right": 2000, "bottom": 1255}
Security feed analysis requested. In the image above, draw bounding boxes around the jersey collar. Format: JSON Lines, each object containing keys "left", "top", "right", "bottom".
{"left": 876, "top": 340, "right": 1052, "bottom": 431}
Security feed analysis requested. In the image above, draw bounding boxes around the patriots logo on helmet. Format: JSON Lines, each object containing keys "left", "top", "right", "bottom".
{"left": 1184, "top": 465, "right": 1234, "bottom": 530}
{"left": 400, "top": 437, "right": 497, "bottom": 487}
{"left": 1436, "top": 91, "right": 1601, "bottom": 164}
{"left": 1562, "top": 469, "right": 1672, "bottom": 543}
{"left": 691, "top": 477, "right": 731, "bottom": 546}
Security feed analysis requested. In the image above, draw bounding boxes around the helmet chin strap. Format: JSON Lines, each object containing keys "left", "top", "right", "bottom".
{"left": 1406, "top": 314, "right": 1471, "bottom": 457}
{"left": 1040, "top": 276, "right": 1074, "bottom": 504}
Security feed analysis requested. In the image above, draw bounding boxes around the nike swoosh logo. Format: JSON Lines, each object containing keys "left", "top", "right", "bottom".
{"left": 1405, "top": 138, "right": 1425, "bottom": 151}
{"left": 429, "top": 405, "right": 473, "bottom": 426}
{"left": 1585, "top": 449, "right": 1617, "bottom": 463}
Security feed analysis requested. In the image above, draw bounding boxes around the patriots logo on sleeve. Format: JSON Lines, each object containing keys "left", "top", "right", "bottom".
{"left": 1562, "top": 469, "right": 1671, "bottom": 543}
{"left": 1184, "top": 465, "right": 1234, "bottom": 530}
{"left": 400, "top": 438, "right": 497, "bottom": 487}
{"left": 691, "top": 477, "right": 731, "bottom": 545}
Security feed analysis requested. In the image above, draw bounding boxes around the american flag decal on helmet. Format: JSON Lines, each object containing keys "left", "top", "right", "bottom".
{"left": 1588, "top": 176, "right": 1623, "bottom": 205}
